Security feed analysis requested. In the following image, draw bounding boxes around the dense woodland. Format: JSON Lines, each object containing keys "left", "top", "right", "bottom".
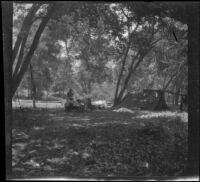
{"left": 13, "top": 3, "right": 188, "bottom": 107}
{"left": 3, "top": 2, "right": 199, "bottom": 179}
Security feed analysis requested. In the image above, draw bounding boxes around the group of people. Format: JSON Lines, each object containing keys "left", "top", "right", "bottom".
{"left": 64, "top": 89, "right": 93, "bottom": 112}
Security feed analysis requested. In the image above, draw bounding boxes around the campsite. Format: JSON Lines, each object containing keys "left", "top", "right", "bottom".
{"left": 3, "top": 1, "right": 199, "bottom": 179}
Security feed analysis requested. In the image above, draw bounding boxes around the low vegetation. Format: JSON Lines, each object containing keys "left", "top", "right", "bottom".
{"left": 12, "top": 108, "right": 188, "bottom": 177}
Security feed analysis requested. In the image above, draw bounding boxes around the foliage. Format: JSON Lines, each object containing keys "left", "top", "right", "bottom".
{"left": 13, "top": 2, "right": 187, "bottom": 106}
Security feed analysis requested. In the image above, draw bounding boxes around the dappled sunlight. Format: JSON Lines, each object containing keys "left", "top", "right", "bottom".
{"left": 86, "top": 120, "right": 130, "bottom": 127}
{"left": 24, "top": 159, "right": 41, "bottom": 168}
{"left": 113, "top": 107, "right": 135, "bottom": 114}
{"left": 12, "top": 108, "right": 188, "bottom": 177}
{"left": 48, "top": 116, "right": 65, "bottom": 122}
{"left": 71, "top": 123, "right": 85, "bottom": 128}
{"left": 12, "top": 99, "right": 63, "bottom": 109}
{"left": 12, "top": 129, "right": 29, "bottom": 140}
{"left": 33, "top": 126, "right": 45, "bottom": 130}
{"left": 65, "top": 116, "right": 91, "bottom": 122}
{"left": 133, "top": 111, "right": 188, "bottom": 122}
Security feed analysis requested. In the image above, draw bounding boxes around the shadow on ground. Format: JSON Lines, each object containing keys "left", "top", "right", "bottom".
{"left": 12, "top": 108, "right": 188, "bottom": 178}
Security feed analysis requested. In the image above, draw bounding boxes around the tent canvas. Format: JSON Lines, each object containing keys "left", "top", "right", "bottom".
{"left": 115, "top": 90, "right": 169, "bottom": 111}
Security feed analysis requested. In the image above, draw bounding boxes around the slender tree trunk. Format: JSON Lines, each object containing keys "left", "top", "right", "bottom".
{"left": 12, "top": 4, "right": 40, "bottom": 64}
{"left": 114, "top": 40, "right": 131, "bottom": 105}
{"left": 116, "top": 52, "right": 142, "bottom": 104}
{"left": 12, "top": 4, "right": 57, "bottom": 97}
{"left": 2, "top": 2, "right": 13, "bottom": 178}
{"left": 163, "top": 65, "right": 182, "bottom": 90}
{"left": 29, "top": 64, "right": 36, "bottom": 108}
{"left": 116, "top": 47, "right": 155, "bottom": 105}
{"left": 187, "top": 4, "right": 199, "bottom": 175}
{"left": 62, "top": 80, "right": 65, "bottom": 96}
{"left": 12, "top": 35, "right": 28, "bottom": 78}
{"left": 174, "top": 87, "right": 180, "bottom": 106}
{"left": 154, "top": 90, "right": 169, "bottom": 111}
{"left": 28, "top": 87, "right": 30, "bottom": 99}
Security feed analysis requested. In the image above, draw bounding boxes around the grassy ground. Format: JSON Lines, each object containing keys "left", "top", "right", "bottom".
{"left": 12, "top": 107, "right": 188, "bottom": 178}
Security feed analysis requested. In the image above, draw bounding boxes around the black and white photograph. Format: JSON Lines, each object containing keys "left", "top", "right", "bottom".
{"left": 2, "top": 1, "right": 199, "bottom": 181}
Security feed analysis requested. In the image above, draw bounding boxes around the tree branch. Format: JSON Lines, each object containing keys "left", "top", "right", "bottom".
{"left": 163, "top": 61, "right": 185, "bottom": 90}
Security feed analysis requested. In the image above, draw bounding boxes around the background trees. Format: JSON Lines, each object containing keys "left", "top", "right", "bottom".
{"left": 3, "top": 1, "right": 199, "bottom": 177}
{"left": 13, "top": 3, "right": 189, "bottom": 108}
{"left": 12, "top": 3, "right": 60, "bottom": 97}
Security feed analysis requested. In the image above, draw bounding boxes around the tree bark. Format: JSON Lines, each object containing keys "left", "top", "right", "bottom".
{"left": 12, "top": 4, "right": 40, "bottom": 64}
{"left": 2, "top": 2, "right": 13, "bottom": 178}
{"left": 29, "top": 64, "right": 36, "bottom": 108}
{"left": 28, "top": 86, "right": 30, "bottom": 99}
{"left": 154, "top": 90, "right": 169, "bottom": 111}
{"left": 174, "top": 87, "right": 180, "bottom": 106}
{"left": 163, "top": 62, "right": 185, "bottom": 90}
{"left": 12, "top": 36, "right": 27, "bottom": 78}
{"left": 116, "top": 52, "right": 142, "bottom": 104}
{"left": 187, "top": 3, "right": 199, "bottom": 175}
{"left": 12, "top": 4, "right": 57, "bottom": 97}
{"left": 113, "top": 40, "right": 131, "bottom": 105}
{"left": 114, "top": 36, "right": 160, "bottom": 106}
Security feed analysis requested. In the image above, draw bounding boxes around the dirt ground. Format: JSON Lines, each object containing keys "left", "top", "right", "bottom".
{"left": 12, "top": 108, "right": 188, "bottom": 178}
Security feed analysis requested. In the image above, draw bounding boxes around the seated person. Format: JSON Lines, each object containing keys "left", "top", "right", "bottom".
{"left": 65, "top": 89, "right": 75, "bottom": 111}
{"left": 65, "top": 89, "right": 86, "bottom": 112}
{"left": 83, "top": 97, "right": 93, "bottom": 110}
{"left": 77, "top": 99, "right": 84, "bottom": 106}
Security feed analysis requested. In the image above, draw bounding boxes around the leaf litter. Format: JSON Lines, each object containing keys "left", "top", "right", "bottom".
{"left": 12, "top": 109, "right": 188, "bottom": 177}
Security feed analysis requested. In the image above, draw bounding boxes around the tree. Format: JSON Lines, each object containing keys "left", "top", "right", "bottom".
{"left": 123, "top": 2, "right": 198, "bottom": 174}
{"left": 187, "top": 4, "right": 199, "bottom": 175}
{"left": 2, "top": 1, "right": 13, "bottom": 177}
{"left": 12, "top": 3, "right": 60, "bottom": 97}
{"left": 29, "top": 64, "right": 36, "bottom": 108}
{"left": 112, "top": 4, "right": 164, "bottom": 105}
{"left": 47, "top": 9, "right": 117, "bottom": 98}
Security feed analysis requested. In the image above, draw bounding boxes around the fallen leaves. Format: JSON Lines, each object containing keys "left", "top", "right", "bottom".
{"left": 24, "top": 159, "right": 40, "bottom": 168}
{"left": 12, "top": 109, "right": 188, "bottom": 177}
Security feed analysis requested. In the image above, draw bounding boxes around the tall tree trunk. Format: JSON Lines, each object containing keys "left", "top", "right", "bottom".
{"left": 2, "top": 2, "right": 13, "bottom": 178}
{"left": 12, "top": 4, "right": 40, "bottom": 64}
{"left": 62, "top": 81, "right": 65, "bottom": 96}
{"left": 113, "top": 40, "right": 131, "bottom": 105}
{"left": 154, "top": 90, "right": 169, "bottom": 111}
{"left": 187, "top": 4, "right": 199, "bottom": 175}
{"left": 12, "top": 4, "right": 57, "bottom": 97}
{"left": 174, "top": 87, "right": 180, "bottom": 106}
{"left": 28, "top": 87, "right": 30, "bottom": 99}
{"left": 12, "top": 35, "right": 28, "bottom": 78}
{"left": 116, "top": 52, "right": 142, "bottom": 104}
{"left": 163, "top": 62, "right": 184, "bottom": 90}
{"left": 29, "top": 64, "right": 36, "bottom": 108}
